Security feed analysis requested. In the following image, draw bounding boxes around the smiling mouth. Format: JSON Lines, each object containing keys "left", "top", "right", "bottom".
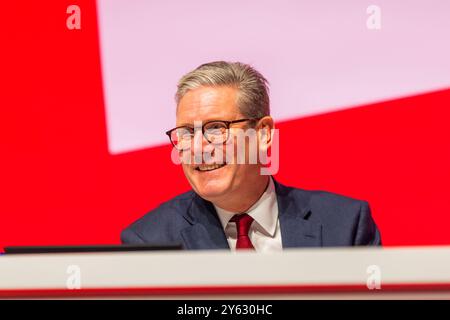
{"left": 195, "top": 163, "right": 226, "bottom": 172}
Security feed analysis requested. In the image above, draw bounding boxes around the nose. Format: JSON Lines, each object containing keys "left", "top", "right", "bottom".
{"left": 190, "top": 129, "right": 212, "bottom": 150}
{"left": 188, "top": 129, "right": 214, "bottom": 164}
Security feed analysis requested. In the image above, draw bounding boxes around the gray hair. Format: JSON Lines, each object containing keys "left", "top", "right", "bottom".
{"left": 175, "top": 61, "right": 270, "bottom": 118}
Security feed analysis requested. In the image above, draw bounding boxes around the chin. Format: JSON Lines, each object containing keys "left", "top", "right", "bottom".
{"left": 196, "top": 185, "right": 228, "bottom": 200}
{"left": 185, "top": 164, "right": 235, "bottom": 200}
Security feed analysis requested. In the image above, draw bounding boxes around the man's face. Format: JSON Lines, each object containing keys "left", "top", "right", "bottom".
{"left": 176, "top": 86, "right": 260, "bottom": 202}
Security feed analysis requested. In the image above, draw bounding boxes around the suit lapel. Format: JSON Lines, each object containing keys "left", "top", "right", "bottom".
{"left": 274, "top": 179, "right": 323, "bottom": 248}
{"left": 180, "top": 194, "right": 229, "bottom": 250}
{"left": 180, "top": 178, "right": 322, "bottom": 250}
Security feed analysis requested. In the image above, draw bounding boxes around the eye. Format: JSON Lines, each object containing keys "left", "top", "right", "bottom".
{"left": 176, "top": 127, "right": 194, "bottom": 139}
{"left": 210, "top": 123, "right": 223, "bottom": 129}
{"left": 205, "top": 122, "right": 226, "bottom": 131}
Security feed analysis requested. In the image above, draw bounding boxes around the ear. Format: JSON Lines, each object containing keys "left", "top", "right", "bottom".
{"left": 257, "top": 116, "right": 275, "bottom": 152}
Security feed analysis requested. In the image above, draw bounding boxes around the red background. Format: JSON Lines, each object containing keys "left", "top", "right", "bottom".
{"left": 1, "top": 1, "right": 450, "bottom": 251}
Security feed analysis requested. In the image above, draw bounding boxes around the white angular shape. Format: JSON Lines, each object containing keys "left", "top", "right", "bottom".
{"left": 97, "top": 0, "right": 450, "bottom": 154}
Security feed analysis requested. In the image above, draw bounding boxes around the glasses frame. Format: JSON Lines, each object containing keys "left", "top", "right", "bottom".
{"left": 165, "top": 118, "right": 261, "bottom": 150}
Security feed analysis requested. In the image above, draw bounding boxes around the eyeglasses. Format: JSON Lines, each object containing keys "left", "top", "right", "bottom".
{"left": 165, "top": 118, "right": 260, "bottom": 150}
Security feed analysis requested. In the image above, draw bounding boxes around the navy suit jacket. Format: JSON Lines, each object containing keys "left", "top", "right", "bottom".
{"left": 121, "top": 179, "right": 382, "bottom": 249}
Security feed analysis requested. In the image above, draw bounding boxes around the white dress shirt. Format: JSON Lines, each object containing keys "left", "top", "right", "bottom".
{"left": 213, "top": 177, "right": 283, "bottom": 252}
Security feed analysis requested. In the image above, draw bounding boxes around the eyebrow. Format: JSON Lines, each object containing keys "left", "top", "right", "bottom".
{"left": 176, "top": 117, "right": 234, "bottom": 128}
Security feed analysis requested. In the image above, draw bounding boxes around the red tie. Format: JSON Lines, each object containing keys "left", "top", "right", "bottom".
{"left": 230, "top": 213, "right": 255, "bottom": 250}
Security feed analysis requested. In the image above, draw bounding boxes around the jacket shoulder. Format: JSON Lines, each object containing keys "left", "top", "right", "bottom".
{"left": 121, "top": 190, "right": 195, "bottom": 244}
{"left": 277, "top": 181, "right": 366, "bottom": 216}
{"left": 277, "top": 181, "right": 380, "bottom": 245}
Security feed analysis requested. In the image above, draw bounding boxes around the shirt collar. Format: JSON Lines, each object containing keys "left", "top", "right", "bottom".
{"left": 214, "top": 177, "right": 278, "bottom": 237}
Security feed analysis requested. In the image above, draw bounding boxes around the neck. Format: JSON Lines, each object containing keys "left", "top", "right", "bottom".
{"left": 212, "top": 175, "right": 270, "bottom": 213}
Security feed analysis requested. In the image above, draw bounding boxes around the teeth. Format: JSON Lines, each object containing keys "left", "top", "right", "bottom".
{"left": 197, "top": 163, "right": 225, "bottom": 171}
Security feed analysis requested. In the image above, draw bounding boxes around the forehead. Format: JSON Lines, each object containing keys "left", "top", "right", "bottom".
{"left": 176, "top": 86, "right": 240, "bottom": 126}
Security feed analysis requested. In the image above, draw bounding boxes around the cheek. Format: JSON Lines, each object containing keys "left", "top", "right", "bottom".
{"left": 227, "top": 133, "right": 258, "bottom": 164}
{"left": 181, "top": 163, "right": 194, "bottom": 180}
{"left": 221, "top": 136, "right": 242, "bottom": 164}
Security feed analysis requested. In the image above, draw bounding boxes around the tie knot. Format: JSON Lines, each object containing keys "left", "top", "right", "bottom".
{"left": 230, "top": 213, "right": 254, "bottom": 237}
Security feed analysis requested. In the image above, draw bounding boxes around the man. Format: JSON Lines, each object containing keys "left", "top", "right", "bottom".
{"left": 121, "top": 61, "right": 381, "bottom": 251}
